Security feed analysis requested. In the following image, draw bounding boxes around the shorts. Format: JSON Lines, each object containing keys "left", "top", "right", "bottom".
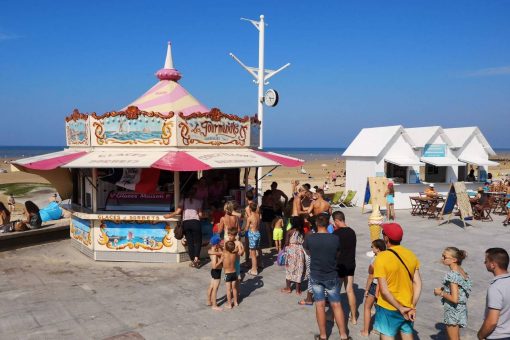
{"left": 210, "top": 268, "right": 221, "bottom": 280}
{"left": 337, "top": 264, "right": 355, "bottom": 278}
{"left": 273, "top": 227, "right": 283, "bottom": 241}
{"left": 310, "top": 277, "right": 341, "bottom": 303}
{"left": 367, "top": 282, "right": 377, "bottom": 297}
{"left": 374, "top": 305, "right": 414, "bottom": 337}
{"left": 387, "top": 195, "right": 394, "bottom": 205}
{"left": 224, "top": 272, "right": 237, "bottom": 282}
{"left": 248, "top": 230, "right": 261, "bottom": 249}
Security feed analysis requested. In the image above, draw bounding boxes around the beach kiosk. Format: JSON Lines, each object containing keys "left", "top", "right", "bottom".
{"left": 343, "top": 125, "right": 497, "bottom": 210}
{"left": 13, "top": 43, "right": 303, "bottom": 262}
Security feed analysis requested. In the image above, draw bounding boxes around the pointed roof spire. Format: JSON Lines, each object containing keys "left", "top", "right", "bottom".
{"left": 156, "top": 41, "right": 182, "bottom": 82}
{"left": 164, "top": 41, "right": 174, "bottom": 69}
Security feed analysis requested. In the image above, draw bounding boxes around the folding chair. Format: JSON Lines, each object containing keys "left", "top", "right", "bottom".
{"left": 481, "top": 197, "right": 494, "bottom": 222}
{"left": 409, "top": 197, "right": 420, "bottom": 216}
{"left": 330, "top": 191, "right": 344, "bottom": 206}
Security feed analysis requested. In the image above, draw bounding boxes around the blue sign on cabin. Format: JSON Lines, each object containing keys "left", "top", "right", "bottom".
{"left": 423, "top": 144, "right": 446, "bottom": 157}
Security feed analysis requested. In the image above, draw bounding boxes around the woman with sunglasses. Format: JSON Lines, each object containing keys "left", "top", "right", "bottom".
{"left": 433, "top": 247, "right": 472, "bottom": 340}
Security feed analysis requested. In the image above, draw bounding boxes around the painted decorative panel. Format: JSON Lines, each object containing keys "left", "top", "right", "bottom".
{"left": 65, "top": 109, "right": 90, "bottom": 146}
{"left": 95, "top": 220, "right": 177, "bottom": 252}
{"left": 90, "top": 106, "right": 175, "bottom": 146}
{"left": 177, "top": 108, "right": 251, "bottom": 147}
{"left": 70, "top": 216, "right": 93, "bottom": 248}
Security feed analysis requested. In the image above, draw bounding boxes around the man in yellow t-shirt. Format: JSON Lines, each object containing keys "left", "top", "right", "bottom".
{"left": 373, "top": 223, "right": 422, "bottom": 340}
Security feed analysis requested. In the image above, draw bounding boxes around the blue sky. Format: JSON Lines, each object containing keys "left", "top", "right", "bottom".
{"left": 1, "top": 1, "right": 509, "bottom": 148}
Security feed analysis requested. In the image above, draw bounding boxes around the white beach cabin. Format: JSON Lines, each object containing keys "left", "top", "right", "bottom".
{"left": 343, "top": 125, "right": 497, "bottom": 209}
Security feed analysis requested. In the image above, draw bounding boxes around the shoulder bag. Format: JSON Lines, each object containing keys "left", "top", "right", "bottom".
{"left": 387, "top": 248, "right": 414, "bottom": 282}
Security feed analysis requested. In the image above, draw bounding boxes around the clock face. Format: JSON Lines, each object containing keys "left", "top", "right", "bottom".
{"left": 264, "top": 89, "right": 279, "bottom": 107}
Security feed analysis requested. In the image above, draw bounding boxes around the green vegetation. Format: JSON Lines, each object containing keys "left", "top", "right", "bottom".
{"left": 0, "top": 183, "right": 52, "bottom": 196}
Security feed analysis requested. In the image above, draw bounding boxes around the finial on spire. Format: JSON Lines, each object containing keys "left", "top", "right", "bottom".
{"left": 156, "top": 41, "right": 182, "bottom": 82}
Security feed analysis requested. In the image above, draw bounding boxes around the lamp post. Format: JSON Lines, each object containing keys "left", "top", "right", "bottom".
{"left": 230, "top": 14, "right": 290, "bottom": 202}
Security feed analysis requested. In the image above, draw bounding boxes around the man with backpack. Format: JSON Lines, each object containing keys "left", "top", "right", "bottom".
{"left": 373, "top": 223, "right": 422, "bottom": 340}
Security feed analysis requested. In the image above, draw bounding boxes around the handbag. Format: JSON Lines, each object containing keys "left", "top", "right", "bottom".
{"left": 277, "top": 247, "right": 286, "bottom": 266}
{"left": 173, "top": 220, "right": 184, "bottom": 240}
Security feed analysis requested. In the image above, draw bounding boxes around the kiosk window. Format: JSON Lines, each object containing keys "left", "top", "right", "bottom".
{"left": 386, "top": 162, "right": 408, "bottom": 184}
{"left": 425, "top": 164, "right": 446, "bottom": 182}
{"left": 458, "top": 166, "right": 467, "bottom": 182}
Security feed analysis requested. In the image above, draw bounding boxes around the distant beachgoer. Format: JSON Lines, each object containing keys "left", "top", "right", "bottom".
{"left": 433, "top": 247, "right": 472, "bottom": 340}
{"left": 331, "top": 170, "right": 338, "bottom": 186}
{"left": 8, "top": 195, "right": 15, "bottom": 213}
{"left": 322, "top": 181, "right": 330, "bottom": 192}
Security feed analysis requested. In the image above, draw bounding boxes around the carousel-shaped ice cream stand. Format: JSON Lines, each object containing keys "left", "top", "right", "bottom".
{"left": 13, "top": 43, "right": 302, "bottom": 262}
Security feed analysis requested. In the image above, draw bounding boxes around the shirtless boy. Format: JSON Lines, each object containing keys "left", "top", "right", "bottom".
{"left": 207, "top": 235, "right": 223, "bottom": 311}
{"left": 307, "top": 189, "right": 332, "bottom": 230}
{"left": 227, "top": 227, "right": 245, "bottom": 296}
{"left": 223, "top": 240, "right": 239, "bottom": 308}
{"left": 246, "top": 202, "right": 262, "bottom": 276}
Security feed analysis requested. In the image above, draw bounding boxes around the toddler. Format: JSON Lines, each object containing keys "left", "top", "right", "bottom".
{"left": 272, "top": 216, "right": 284, "bottom": 252}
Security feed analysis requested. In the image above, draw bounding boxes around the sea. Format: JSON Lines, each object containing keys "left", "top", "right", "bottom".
{"left": 1, "top": 146, "right": 509, "bottom": 161}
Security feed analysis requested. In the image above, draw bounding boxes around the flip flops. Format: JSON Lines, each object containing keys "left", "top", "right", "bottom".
{"left": 297, "top": 300, "right": 313, "bottom": 306}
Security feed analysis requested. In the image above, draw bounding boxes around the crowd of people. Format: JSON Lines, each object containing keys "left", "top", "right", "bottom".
{"left": 171, "top": 179, "right": 509, "bottom": 340}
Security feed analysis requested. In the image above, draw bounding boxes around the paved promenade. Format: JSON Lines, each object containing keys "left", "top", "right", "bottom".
{"left": 1, "top": 208, "right": 509, "bottom": 339}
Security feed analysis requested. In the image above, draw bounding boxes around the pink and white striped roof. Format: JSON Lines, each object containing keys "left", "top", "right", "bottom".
{"left": 121, "top": 42, "right": 208, "bottom": 116}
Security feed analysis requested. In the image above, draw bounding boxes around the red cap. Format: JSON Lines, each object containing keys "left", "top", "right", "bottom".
{"left": 388, "top": 182, "right": 394, "bottom": 187}
{"left": 382, "top": 223, "right": 403, "bottom": 242}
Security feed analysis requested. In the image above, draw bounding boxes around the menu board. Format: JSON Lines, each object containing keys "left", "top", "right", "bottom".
{"left": 439, "top": 182, "right": 473, "bottom": 227}
{"left": 453, "top": 182, "right": 473, "bottom": 220}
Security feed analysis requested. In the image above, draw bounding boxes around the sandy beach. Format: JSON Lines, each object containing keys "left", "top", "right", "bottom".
{"left": 2, "top": 153, "right": 509, "bottom": 210}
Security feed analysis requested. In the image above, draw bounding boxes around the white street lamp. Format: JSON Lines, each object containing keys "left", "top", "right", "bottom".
{"left": 230, "top": 14, "right": 290, "bottom": 202}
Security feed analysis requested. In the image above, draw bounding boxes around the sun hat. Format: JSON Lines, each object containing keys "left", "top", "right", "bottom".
{"left": 382, "top": 223, "right": 403, "bottom": 242}
{"left": 210, "top": 234, "right": 221, "bottom": 246}
{"left": 429, "top": 183, "right": 435, "bottom": 188}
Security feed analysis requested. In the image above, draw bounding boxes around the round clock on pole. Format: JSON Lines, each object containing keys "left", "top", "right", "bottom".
{"left": 264, "top": 89, "right": 279, "bottom": 107}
